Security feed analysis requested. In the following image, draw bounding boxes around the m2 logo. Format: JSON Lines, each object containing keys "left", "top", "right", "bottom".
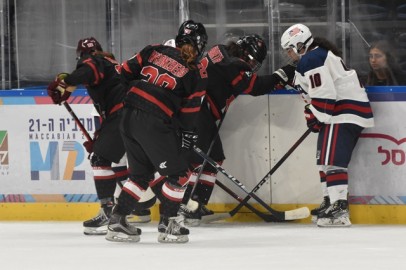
{"left": 30, "top": 141, "right": 86, "bottom": 180}
{"left": 0, "top": 131, "right": 8, "bottom": 166}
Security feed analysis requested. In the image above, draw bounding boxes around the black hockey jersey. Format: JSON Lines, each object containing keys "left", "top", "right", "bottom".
{"left": 203, "top": 44, "right": 286, "bottom": 119}
{"left": 64, "top": 54, "right": 125, "bottom": 119}
{"left": 121, "top": 44, "right": 207, "bottom": 130}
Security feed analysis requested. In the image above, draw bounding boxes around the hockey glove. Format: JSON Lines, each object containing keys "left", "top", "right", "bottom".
{"left": 47, "top": 73, "right": 74, "bottom": 105}
{"left": 273, "top": 64, "right": 296, "bottom": 87}
{"left": 181, "top": 130, "right": 198, "bottom": 150}
{"left": 304, "top": 105, "right": 323, "bottom": 133}
{"left": 82, "top": 130, "right": 100, "bottom": 154}
{"left": 83, "top": 140, "right": 94, "bottom": 154}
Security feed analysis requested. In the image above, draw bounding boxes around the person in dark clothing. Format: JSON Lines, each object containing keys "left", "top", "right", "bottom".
{"left": 366, "top": 40, "right": 406, "bottom": 86}
{"left": 105, "top": 20, "right": 208, "bottom": 243}
{"left": 47, "top": 37, "right": 152, "bottom": 236}
{"left": 179, "top": 34, "right": 296, "bottom": 225}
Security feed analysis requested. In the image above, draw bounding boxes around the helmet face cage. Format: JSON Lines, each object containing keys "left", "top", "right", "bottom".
{"left": 175, "top": 20, "right": 208, "bottom": 57}
{"left": 76, "top": 37, "right": 103, "bottom": 59}
{"left": 281, "top": 24, "right": 313, "bottom": 55}
{"left": 237, "top": 34, "right": 267, "bottom": 72}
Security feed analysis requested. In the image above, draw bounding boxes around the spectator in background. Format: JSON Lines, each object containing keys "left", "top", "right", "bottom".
{"left": 366, "top": 40, "right": 406, "bottom": 86}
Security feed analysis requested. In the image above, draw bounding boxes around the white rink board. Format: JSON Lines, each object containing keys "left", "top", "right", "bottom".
{"left": 349, "top": 102, "right": 406, "bottom": 201}
{"left": 1, "top": 93, "right": 406, "bottom": 204}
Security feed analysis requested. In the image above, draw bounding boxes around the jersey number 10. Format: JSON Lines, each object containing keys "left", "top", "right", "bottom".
{"left": 309, "top": 73, "right": 322, "bottom": 88}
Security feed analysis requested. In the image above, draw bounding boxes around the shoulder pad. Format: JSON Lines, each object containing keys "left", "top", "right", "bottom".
{"left": 297, "top": 47, "right": 328, "bottom": 75}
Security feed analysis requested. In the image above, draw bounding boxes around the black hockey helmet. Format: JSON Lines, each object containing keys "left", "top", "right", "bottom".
{"left": 175, "top": 20, "right": 208, "bottom": 57}
{"left": 236, "top": 34, "right": 267, "bottom": 72}
{"left": 76, "top": 37, "right": 103, "bottom": 59}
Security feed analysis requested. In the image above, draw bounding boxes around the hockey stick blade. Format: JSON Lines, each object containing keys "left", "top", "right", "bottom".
{"left": 214, "top": 179, "right": 285, "bottom": 223}
{"left": 200, "top": 213, "right": 232, "bottom": 224}
{"left": 284, "top": 207, "right": 310, "bottom": 220}
{"left": 228, "top": 128, "right": 312, "bottom": 218}
{"left": 193, "top": 146, "right": 310, "bottom": 221}
{"left": 201, "top": 211, "right": 286, "bottom": 223}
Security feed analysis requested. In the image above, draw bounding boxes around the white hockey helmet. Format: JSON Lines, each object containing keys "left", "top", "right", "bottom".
{"left": 281, "top": 24, "right": 314, "bottom": 55}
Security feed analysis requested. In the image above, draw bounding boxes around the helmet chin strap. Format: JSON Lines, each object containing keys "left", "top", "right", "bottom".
{"left": 294, "top": 35, "right": 313, "bottom": 58}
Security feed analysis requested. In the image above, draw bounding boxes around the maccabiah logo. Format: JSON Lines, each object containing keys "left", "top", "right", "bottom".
{"left": 361, "top": 133, "right": 406, "bottom": 165}
{"left": 29, "top": 117, "right": 94, "bottom": 180}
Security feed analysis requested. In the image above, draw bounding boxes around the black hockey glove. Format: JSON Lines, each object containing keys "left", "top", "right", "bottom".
{"left": 304, "top": 105, "right": 323, "bottom": 133}
{"left": 82, "top": 130, "right": 100, "bottom": 154}
{"left": 181, "top": 130, "right": 198, "bottom": 150}
{"left": 273, "top": 64, "right": 296, "bottom": 86}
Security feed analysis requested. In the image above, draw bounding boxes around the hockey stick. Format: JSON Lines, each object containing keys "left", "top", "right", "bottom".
{"left": 193, "top": 146, "right": 310, "bottom": 221}
{"left": 62, "top": 101, "right": 93, "bottom": 142}
{"left": 202, "top": 129, "right": 311, "bottom": 222}
{"left": 201, "top": 179, "right": 281, "bottom": 223}
{"left": 228, "top": 128, "right": 312, "bottom": 218}
{"left": 187, "top": 102, "right": 230, "bottom": 206}
{"left": 203, "top": 128, "right": 312, "bottom": 222}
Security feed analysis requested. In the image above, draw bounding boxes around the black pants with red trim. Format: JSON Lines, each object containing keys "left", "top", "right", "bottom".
{"left": 117, "top": 106, "right": 191, "bottom": 217}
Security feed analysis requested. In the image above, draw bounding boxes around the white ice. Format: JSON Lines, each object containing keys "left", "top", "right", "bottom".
{"left": 1, "top": 221, "right": 405, "bottom": 270}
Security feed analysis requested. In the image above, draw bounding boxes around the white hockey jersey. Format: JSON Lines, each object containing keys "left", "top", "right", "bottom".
{"left": 294, "top": 46, "right": 374, "bottom": 128}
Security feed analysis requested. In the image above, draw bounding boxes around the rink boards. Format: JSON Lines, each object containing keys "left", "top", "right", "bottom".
{"left": 1, "top": 87, "right": 406, "bottom": 223}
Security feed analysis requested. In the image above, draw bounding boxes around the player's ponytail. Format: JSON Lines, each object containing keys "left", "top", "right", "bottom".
{"left": 180, "top": 43, "right": 198, "bottom": 70}
{"left": 311, "top": 37, "right": 342, "bottom": 57}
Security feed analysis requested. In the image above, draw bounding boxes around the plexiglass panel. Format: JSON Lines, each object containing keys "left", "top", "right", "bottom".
{"left": 1, "top": 0, "right": 405, "bottom": 89}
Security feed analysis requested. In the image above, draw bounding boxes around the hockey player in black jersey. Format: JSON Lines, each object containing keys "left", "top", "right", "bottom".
{"left": 47, "top": 37, "right": 152, "bottom": 236}
{"left": 179, "top": 34, "right": 296, "bottom": 225}
{"left": 105, "top": 20, "right": 208, "bottom": 243}
{"left": 281, "top": 24, "right": 374, "bottom": 227}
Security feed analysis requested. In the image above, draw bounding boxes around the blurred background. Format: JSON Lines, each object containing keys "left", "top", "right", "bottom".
{"left": 1, "top": 0, "right": 406, "bottom": 89}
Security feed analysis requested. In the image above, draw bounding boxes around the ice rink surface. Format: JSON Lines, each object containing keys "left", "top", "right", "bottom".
{"left": 1, "top": 221, "right": 405, "bottom": 270}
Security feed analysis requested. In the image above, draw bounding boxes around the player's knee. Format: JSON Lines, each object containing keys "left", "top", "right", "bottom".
{"left": 159, "top": 174, "right": 188, "bottom": 202}
{"left": 136, "top": 190, "right": 157, "bottom": 209}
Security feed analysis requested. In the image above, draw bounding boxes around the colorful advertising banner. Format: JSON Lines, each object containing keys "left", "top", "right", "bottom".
{"left": 0, "top": 92, "right": 97, "bottom": 202}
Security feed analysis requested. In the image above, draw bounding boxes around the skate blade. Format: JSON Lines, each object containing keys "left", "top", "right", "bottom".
{"left": 317, "top": 217, "right": 352, "bottom": 228}
{"left": 105, "top": 231, "right": 141, "bottom": 242}
{"left": 126, "top": 215, "right": 151, "bottom": 224}
{"left": 83, "top": 225, "right": 108, "bottom": 235}
{"left": 158, "top": 233, "right": 189, "bottom": 244}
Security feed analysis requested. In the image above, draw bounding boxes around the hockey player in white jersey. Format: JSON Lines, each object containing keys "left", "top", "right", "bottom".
{"left": 281, "top": 24, "right": 374, "bottom": 227}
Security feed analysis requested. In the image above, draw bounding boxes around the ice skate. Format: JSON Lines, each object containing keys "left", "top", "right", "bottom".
{"left": 158, "top": 215, "right": 189, "bottom": 243}
{"left": 105, "top": 212, "right": 142, "bottom": 242}
{"left": 310, "top": 196, "right": 330, "bottom": 223}
{"left": 83, "top": 204, "right": 113, "bottom": 235}
{"left": 317, "top": 200, "right": 351, "bottom": 227}
{"left": 158, "top": 215, "right": 168, "bottom": 233}
{"left": 126, "top": 208, "right": 152, "bottom": 224}
{"left": 179, "top": 203, "right": 214, "bottom": 227}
